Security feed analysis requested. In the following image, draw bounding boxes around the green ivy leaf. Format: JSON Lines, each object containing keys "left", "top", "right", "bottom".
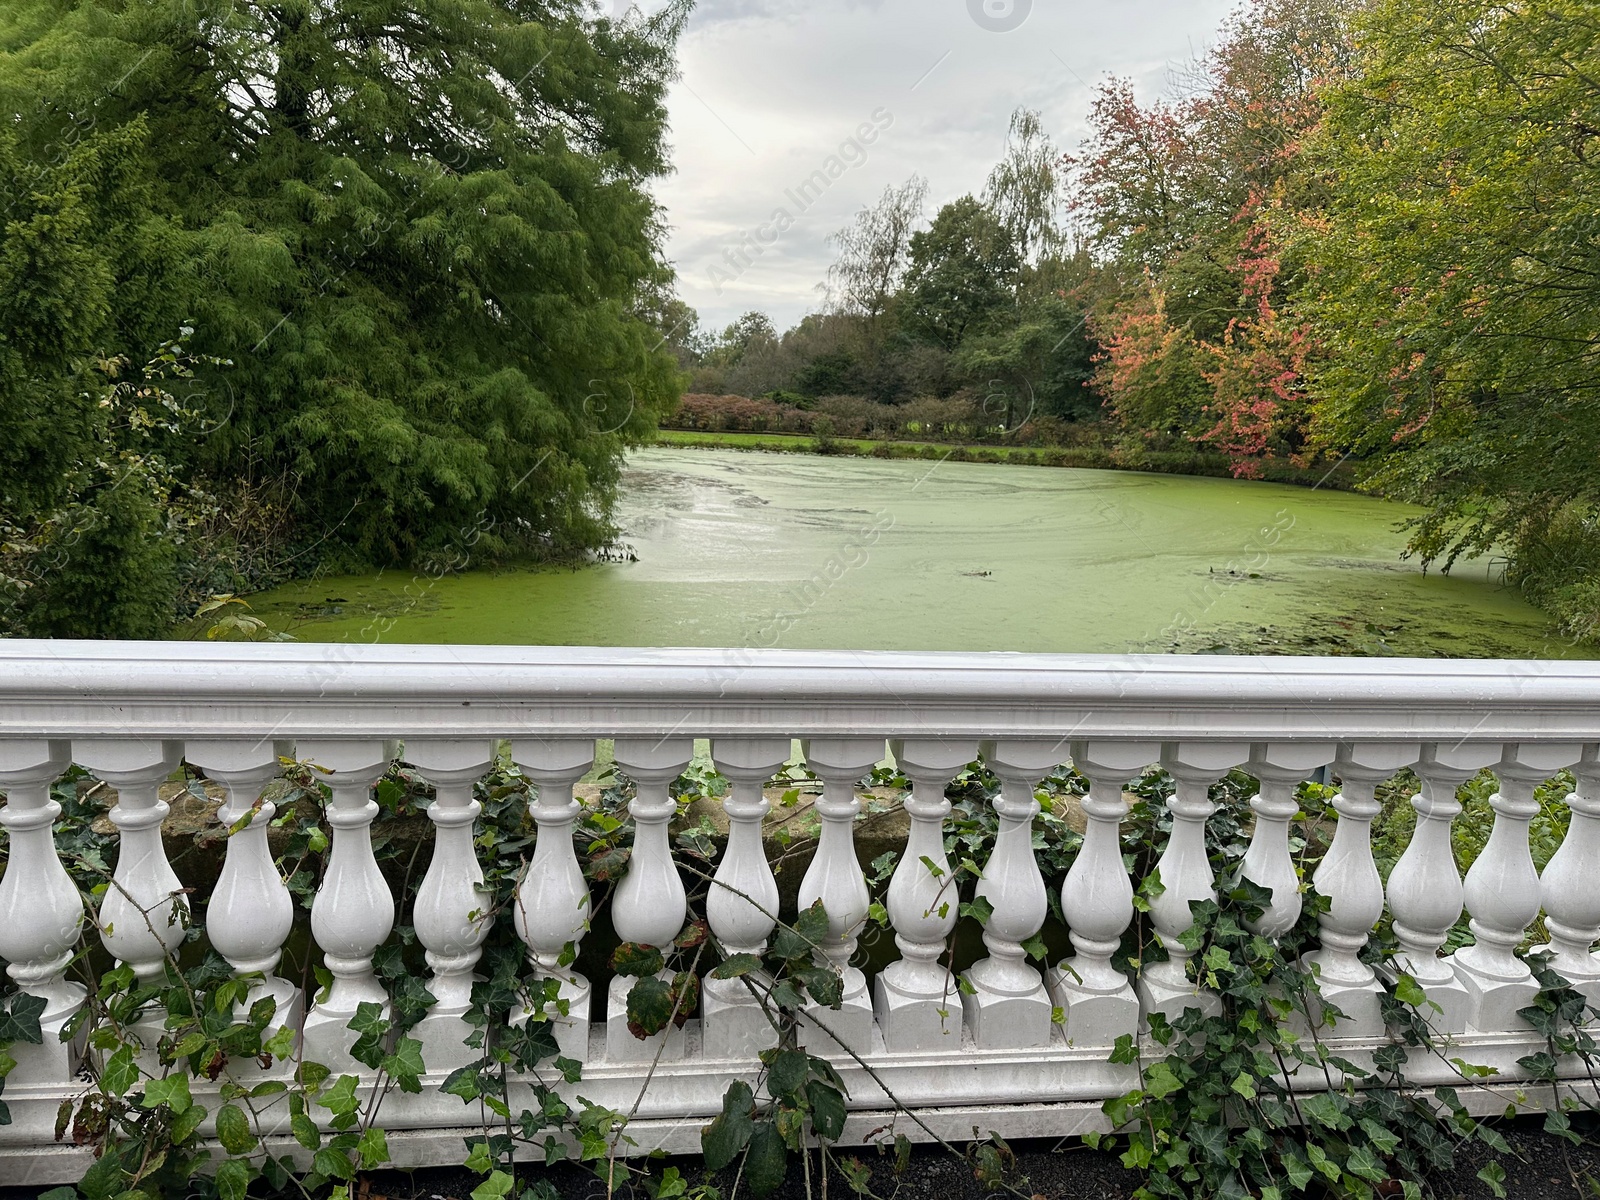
{"left": 443, "top": 1065, "right": 484, "bottom": 1104}
{"left": 0, "top": 993, "right": 46, "bottom": 1044}
{"left": 1300, "top": 1091, "right": 1351, "bottom": 1131}
{"left": 1346, "top": 1144, "right": 1387, "bottom": 1183}
{"left": 554, "top": 1055, "right": 584, "bottom": 1083}
{"left": 101, "top": 1045, "right": 139, "bottom": 1097}
{"left": 1102, "top": 1088, "right": 1141, "bottom": 1130}
{"left": 1108, "top": 1034, "right": 1138, "bottom": 1065}
{"left": 1359, "top": 1117, "right": 1401, "bottom": 1155}
{"left": 650, "top": 1165, "right": 689, "bottom": 1199}
{"left": 357, "top": 1125, "right": 390, "bottom": 1168}
{"left": 141, "top": 1072, "right": 192, "bottom": 1115}
{"left": 1477, "top": 1162, "right": 1507, "bottom": 1199}
{"left": 1141, "top": 1061, "right": 1183, "bottom": 1100}
{"left": 347, "top": 1001, "right": 389, "bottom": 1070}
{"left": 1189, "top": 1121, "right": 1231, "bottom": 1166}
{"left": 1306, "top": 1142, "right": 1341, "bottom": 1182}
{"left": 1282, "top": 1150, "right": 1313, "bottom": 1190}
{"left": 383, "top": 1036, "right": 427, "bottom": 1093}
{"left": 470, "top": 1177, "right": 515, "bottom": 1200}
{"left": 316, "top": 1074, "right": 362, "bottom": 1124}
{"left": 1393, "top": 972, "right": 1428, "bottom": 1008}
{"left": 960, "top": 895, "right": 995, "bottom": 926}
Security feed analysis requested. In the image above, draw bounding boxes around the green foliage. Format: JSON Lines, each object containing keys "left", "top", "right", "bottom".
{"left": 902, "top": 196, "right": 1019, "bottom": 350}
{"left": 694, "top": 899, "right": 857, "bottom": 1196}
{"left": 1297, "top": 0, "right": 1600, "bottom": 638}
{"left": 0, "top": 0, "right": 690, "bottom": 617}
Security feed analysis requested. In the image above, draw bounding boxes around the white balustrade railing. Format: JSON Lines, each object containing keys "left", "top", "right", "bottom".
{"left": 2, "top": 642, "right": 1600, "bottom": 1179}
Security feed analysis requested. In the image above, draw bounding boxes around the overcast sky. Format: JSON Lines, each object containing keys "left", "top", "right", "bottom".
{"left": 636, "top": 0, "right": 1237, "bottom": 336}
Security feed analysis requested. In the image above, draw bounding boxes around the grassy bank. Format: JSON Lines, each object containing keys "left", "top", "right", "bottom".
{"left": 654, "top": 427, "right": 1358, "bottom": 490}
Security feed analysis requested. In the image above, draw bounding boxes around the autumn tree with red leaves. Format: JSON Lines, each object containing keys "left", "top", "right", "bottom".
{"left": 1073, "top": 0, "right": 1354, "bottom": 475}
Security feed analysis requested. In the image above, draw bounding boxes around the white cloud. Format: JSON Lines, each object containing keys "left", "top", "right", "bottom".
{"left": 641, "top": 0, "right": 1236, "bottom": 334}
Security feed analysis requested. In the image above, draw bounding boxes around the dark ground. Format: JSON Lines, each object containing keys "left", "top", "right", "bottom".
{"left": 332, "top": 1116, "right": 1600, "bottom": 1200}
{"left": 0, "top": 1114, "right": 1568, "bottom": 1200}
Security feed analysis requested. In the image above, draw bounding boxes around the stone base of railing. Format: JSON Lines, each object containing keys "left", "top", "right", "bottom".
{"left": 3, "top": 1023, "right": 1596, "bottom": 1184}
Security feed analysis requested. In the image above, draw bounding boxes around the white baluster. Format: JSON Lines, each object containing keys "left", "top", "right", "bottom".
{"left": 1533, "top": 745, "right": 1600, "bottom": 1006}
{"left": 1240, "top": 743, "right": 1335, "bottom": 938}
{"left": 405, "top": 740, "right": 496, "bottom": 1071}
{"left": 796, "top": 738, "right": 884, "bottom": 1057}
{"left": 510, "top": 738, "right": 596, "bottom": 1061}
{"left": 299, "top": 741, "right": 393, "bottom": 1072}
{"left": 0, "top": 740, "right": 84, "bottom": 1083}
{"left": 606, "top": 738, "right": 694, "bottom": 1063}
{"left": 185, "top": 741, "right": 302, "bottom": 1071}
{"left": 1451, "top": 744, "right": 1581, "bottom": 1033}
{"left": 1302, "top": 743, "right": 1419, "bottom": 1038}
{"left": 1385, "top": 743, "right": 1501, "bottom": 1034}
{"left": 1052, "top": 741, "right": 1160, "bottom": 1048}
{"left": 875, "top": 738, "right": 978, "bottom": 1052}
{"left": 1138, "top": 742, "right": 1250, "bottom": 1025}
{"left": 75, "top": 739, "right": 185, "bottom": 1056}
{"left": 704, "top": 738, "right": 790, "bottom": 1058}
{"left": 962, "top": 740, "right": 1059, "bottom": 1050}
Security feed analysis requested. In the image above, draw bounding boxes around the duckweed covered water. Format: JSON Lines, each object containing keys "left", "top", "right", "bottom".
{"left": 251, "top": 447, "right": 1588, "bottom": 658}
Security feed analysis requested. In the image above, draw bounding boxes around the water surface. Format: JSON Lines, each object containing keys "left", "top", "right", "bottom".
{"left": 253, "top": 448, "right": 1585, "bottom": 657}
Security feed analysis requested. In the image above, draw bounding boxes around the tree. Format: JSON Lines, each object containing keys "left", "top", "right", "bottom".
{"left": 0, "top": 0, "right": 689, "bottom": 588}
{"left": 0, "top": 113, "right": 207, "bottom": 637}
{"left": 1297, "top": 0, "right": 1600, "bottom": 634}
{"left": 704, "top": 312, "right": 778, "bottom": 369}
{"left": 1089, "top": 276, "right": 1213, "bottom": 439}
{"left": 1073, "top": 0, "right": 1354, "bottom": 470}
{"left": 824, "top": 175, "right": 928, "bottom": 331}
{"left": 983, "top": 108, "right": 1067, "bottom": 268}
{"left": 902, "top": 197, "right": 1018, "bottom": 350}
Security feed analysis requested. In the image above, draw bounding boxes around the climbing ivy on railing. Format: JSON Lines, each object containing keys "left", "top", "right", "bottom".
{"left": 1, "top": 748, "right": 1598, "bottom": 1200}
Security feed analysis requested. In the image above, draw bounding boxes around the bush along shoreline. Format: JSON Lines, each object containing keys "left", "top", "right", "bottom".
{"left": 655, "top": 409, "right": 1357, "bottom": 491}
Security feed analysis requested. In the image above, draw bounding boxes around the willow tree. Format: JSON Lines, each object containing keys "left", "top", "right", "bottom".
{"left": 0, "top": 0, "right": 688, "bottom": 592}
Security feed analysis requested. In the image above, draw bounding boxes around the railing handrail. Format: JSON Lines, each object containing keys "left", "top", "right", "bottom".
{"left": 0, "top": 639, "right": 1595, "bottom": 741}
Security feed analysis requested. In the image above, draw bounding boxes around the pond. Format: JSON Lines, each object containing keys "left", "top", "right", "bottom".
{"left": 251, "top": 447, "right": 1588, "bottom": 658}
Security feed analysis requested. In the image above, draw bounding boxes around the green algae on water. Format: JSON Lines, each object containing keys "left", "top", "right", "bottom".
{"left": 248, "top": 448, "right": 1588, "bottom": 659}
